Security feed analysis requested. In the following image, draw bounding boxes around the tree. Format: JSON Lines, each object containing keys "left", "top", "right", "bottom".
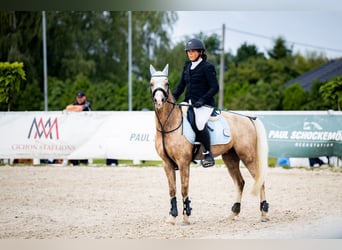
{"left": 267, "top": 36, "right": 293, "bottom": 59}
{"left": 0, "top": 12, "right": 42, "bottom": 111}
{"left": 292, "top": 52, "right": 328, "bottom": 74}
{"left": 282, "top": 83, "right": 308, "bottom": 110}
{"left": 235, "top": 42, "right": 264, "bottom": 63}
{"left": 0, "top": 62, "right": 26, "bottom": 111}
{"left": 0, "top": 11, "right": 178, "bottom": 111}
{"left": 0, "top": 11, "right": 335, "bottom": 112}
{"left": 222, "top": 37, "right": 331, "bottom": 111}
{"left": 302, "top": 80, "right": 329, "bottom": 110}
{"left": 319, "top": 76, "right": 342, "bottom": 110}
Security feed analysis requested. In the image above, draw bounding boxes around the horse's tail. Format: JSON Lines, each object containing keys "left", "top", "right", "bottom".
{"left": 251, "top": 117, "right": 269, "bottom": 196}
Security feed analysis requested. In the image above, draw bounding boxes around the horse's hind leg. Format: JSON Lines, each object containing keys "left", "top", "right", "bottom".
{"left": 259, "top": 183, "right": 269, "bottom": 222}
{"left": 222, "top": 149, "right": 245, "bottom": 220}
{"left": 240, "top": 151, "right": 269, "bottom": 222}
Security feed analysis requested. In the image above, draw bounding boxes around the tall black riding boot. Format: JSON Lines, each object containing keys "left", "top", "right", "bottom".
{"left": 197, "top": 127, "right": 215, "bottom": 168}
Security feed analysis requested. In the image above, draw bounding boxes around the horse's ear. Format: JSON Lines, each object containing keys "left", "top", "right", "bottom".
{"left": 162, "top": 64, "right": 169, "bottom": 76}
{"left": 150, "top": 64, "right": 156, "bottom": 76}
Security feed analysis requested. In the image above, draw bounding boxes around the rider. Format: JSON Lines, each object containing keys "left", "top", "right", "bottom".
{"left": 172, "top": 38, "right": 219, "bottom": 168}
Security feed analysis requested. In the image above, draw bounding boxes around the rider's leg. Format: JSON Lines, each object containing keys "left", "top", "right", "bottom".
{"left": 197, "top": 126, "right": 215, "bottom": 168}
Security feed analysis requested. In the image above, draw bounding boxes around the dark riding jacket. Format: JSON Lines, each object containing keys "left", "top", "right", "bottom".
{"left": 73, "top": 100, "right": 91, "bottom": 111}
{"left": 173, "top": 60, "right": 219, "bottom": 107}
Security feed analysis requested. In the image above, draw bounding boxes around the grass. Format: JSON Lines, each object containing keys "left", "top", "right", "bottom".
{"left": 1, "top": 158, "right": 341, "bottom": 173}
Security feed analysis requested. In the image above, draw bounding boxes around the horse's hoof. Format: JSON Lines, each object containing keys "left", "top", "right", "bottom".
{"left": 166, "top": 215, "right": 176, "bottom": 225}
{"left": 228, "top": 212, "right": 238, "bottom": 221}
{"left": 182, "top": 215, "right": 190, "bottom": 225}
{"left": 261, "top": 217, "right": 269, "bottom": 222}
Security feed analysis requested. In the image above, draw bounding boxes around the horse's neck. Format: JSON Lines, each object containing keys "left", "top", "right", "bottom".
{"left": 155, "top": 102, "right": 181, "bottom": 129}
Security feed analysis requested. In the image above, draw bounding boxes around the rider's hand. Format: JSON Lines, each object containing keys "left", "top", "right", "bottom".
{"left": 193, "top": 100, "right": 204, "bottom": 108}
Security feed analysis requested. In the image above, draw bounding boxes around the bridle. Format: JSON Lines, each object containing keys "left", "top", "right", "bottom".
{"left": 150, "top": 74, "right": 182, "bottom": 135}
{"left": 149, "top": 74, "right": 169, "bottom": 103}
{"left": 150, "top": 74, "right": 183, "bottom": 170}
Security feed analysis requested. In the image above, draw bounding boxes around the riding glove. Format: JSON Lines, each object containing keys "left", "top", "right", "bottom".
{"left": 193, "top": 100, "right": 205, "bottom": 108}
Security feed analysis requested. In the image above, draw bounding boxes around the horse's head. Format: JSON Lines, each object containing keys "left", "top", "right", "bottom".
{"left": 149, "top": 64, "right": 170, "bottom": 109}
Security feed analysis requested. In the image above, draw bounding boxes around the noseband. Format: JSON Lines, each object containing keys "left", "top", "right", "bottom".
{"left": 151, "top": 87, "right": 169, "bottom": 101}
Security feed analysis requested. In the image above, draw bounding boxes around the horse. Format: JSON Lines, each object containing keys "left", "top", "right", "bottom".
{"left": 149, "top": 64, "right": 269, "bottom": 225}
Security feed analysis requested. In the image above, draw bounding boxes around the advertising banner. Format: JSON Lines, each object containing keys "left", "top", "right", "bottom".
{"left": 0, "top": 110, "right": 341, "bottom": 160}
{"left": 252, "top": 111, "right": 342, "bottom": 158}
{"left": 0, "top": 111, "right": 159, "bottom": 161}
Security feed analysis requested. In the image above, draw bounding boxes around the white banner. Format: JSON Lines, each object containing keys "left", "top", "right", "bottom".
{"left": 1, "top": 110, "right": 341, "bottom": 162}
{"left": 0, "top": 111, "right": 160, "bottom": 161}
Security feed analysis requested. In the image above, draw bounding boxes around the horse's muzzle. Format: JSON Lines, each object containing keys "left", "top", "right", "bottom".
{"left": 152, "top": 87, "right": 168, "bottom": 108}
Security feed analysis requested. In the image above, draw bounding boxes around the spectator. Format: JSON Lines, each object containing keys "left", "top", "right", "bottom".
{"left": 66, "top": 91, "right": 118, "bottom": 166}
{"left": 106, "top": 159, "right": 119, "bottom": 166}
{"left": 309, "top": 157, "right": 325, "bottom": 167}
{"left": 65, "top": 91, "right": 91, "bottom": 166}
{"left": 66, "top": 91, "right": 91, "bottom": 112}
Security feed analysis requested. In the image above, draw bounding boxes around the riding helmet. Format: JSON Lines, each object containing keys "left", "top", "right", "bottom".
{"left": 185, "top": 38, "right": 205, "bottom": 51}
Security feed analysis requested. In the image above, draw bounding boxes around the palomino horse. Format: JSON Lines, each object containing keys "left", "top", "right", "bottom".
{"left": 150, "top": 64, "right": 269, "bottom": 225}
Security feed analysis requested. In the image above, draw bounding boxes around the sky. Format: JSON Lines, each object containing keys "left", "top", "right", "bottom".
{"left": 172, "top": 11, "right": 342, "bottom": 60}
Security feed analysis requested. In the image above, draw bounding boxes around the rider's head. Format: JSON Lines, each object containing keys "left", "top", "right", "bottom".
{"left": 185, "top": 38, "right": 207, "bottom": 61}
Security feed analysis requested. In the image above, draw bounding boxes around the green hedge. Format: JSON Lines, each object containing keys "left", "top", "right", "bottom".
{"left": 0, "top": 62, "right": 26, "bottom": 111}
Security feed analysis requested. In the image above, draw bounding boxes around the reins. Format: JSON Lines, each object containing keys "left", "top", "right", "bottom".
{"left": 216, "top": 108, "right": 257, "bottom": 120}
{"left": 154, "top": 101, "right": 183, "bottom": 135}
{"left": 166, "top": 100, "right": 258, "bottom": 120}
{"left": 153, "top": 94, "right": 183, "bottom": 170}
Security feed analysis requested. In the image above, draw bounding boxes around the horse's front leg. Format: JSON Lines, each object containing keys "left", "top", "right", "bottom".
{"left": 180, "top": 164, "right": 192, "bottom": 225}
{"left": 163, "top": 161, "right": 178, "bottom": 225}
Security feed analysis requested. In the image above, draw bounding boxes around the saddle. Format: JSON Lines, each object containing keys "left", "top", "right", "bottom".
{"left": 180, "top": 103, "right": 231, "bottom": 146}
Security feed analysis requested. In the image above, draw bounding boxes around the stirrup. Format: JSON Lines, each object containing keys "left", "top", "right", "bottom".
{"left": 200, "top": 151, "right": 215, "bottom": 168}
